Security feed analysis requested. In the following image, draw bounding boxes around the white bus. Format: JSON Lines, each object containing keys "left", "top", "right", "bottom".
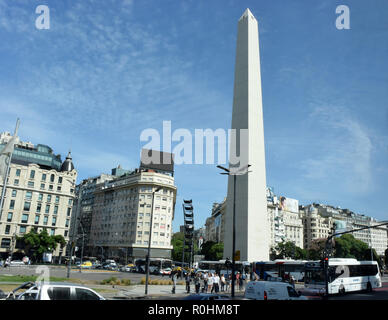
{"left": 304, "top": 258, "right": 382, "bottom": 295}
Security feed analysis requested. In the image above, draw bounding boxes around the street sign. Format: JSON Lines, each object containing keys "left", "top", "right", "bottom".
{"left": 234, "top": 250, "right": 240, "bottom": 261}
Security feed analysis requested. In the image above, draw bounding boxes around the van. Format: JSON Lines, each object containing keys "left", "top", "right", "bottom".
{"left": 5, "top": 282, "right": 105, "bottom": 300}
{"left": 244, "top": 281, "right": 307, "bottom": 300}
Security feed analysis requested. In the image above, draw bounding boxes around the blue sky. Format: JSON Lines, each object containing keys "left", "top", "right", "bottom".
{"left": 1, "top": 0, "right": 387, "bottom": 232}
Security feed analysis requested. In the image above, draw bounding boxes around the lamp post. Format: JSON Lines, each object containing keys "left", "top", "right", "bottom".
{"left": 217, "top": 164, "right": 251, "bottom": 298}
{"left": 78, "top": 219, "right": 85, "bottom": 273}
{"left": 145, "top": 186, "right": 162, "bottom": 295}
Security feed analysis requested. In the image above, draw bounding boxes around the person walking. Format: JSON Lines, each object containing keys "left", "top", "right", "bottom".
{"left": 208, "top": 273, "right": 214, "bottom": 293}
{"left": 202, "top": 272, "right": 208, "bottom": 293}
{"left": 185, "top": 272, "right": 191, "bottom": 293}
{"left": 235, "top": 272, "right": 240, "bottom": 291}
{"left": 220, "top": 274, "right": 225, "bottom": 292}
{"left": 171, "top": 271, "right": 177, "bottom": 294}
{"left": 214, "top": 273, "right": 220, "bottom": 293}
{"left": 194, "top": 274, "right": 201, "bottom": 294}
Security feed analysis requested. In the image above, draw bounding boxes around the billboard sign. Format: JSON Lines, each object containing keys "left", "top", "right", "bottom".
{"left": 279, "top": 196, "right": 299, "bottom": 213}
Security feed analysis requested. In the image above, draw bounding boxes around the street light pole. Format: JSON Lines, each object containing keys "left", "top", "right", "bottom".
{"left": 217, "top": 164, "right": 251, "bottom": 299}
{"left": 78, "top": 219, "right": 85, "bottom": 273}
{"left": 145, "top": 186, "right": 162, "bottom": 295}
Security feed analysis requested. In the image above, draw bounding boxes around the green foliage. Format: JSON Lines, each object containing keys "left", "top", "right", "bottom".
{"left": 201, "top": 241, "right": 224, "bottom": 260}
{"left": 334, "top": 234, "right": 377, "bottom": 261}
{"left": 171, "top": 232, "right": 199, "bottom": 262}
{"left": 270, "top": 241, "right": 307, "bottom": 260}
{"left": 16, "top": 229, "right": 66, "bottom": 262}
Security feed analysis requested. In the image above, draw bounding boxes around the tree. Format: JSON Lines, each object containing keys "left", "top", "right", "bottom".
{"left": 201, "top": 241, "right": 223, "bottom": 261}
{"left": 270, "top": 241, "right": 307, "bottom": 260}
{"left": 171, "top": 232, "right": 198, "bottom": 263}
{"left": 334, "top": 234, "right": 369, "bottom": 260}
{"left": 306, "top": 238, "right": 326, "bottom": 260}
{"left": 16, "top": 229, "right": 66, "bottom": 262}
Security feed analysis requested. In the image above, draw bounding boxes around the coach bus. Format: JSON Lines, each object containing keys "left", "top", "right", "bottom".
{"left": 197, "top": 260, "right": 250, "bottom": 275}
{"left": 253, "top": 260, "right": 307, "bottom": 281}
{"left": 304, "top": 258, "right": 382, "bottom": 295}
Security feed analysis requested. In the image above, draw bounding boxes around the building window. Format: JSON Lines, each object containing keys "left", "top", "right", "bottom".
{"left": 36, "top": 203, "right": 41, "bottom": 213}
{"left": 20, "top": 226, "right": 27, "bottom": 234}
{"left": 54, "top": 206, "right": 58, "bottom": 215}
{"left": 50, "top": 174, "right": 55, "bottom": 183}
{"left": 38, "top": 193, "right": 43, "bottom": 201}
{"left": 65, "top": 219, "right": 69, "bottom": 228}
{"left": 7, "top": 212, "right": 13, "bottom": 222}
{"left": 26, "top": 191, "right": 32, "bottom": 200}
{"left": 57, "top": 186, "right": 61, "bottom": 192}
{"left": 41, "top": 173, "right": 47, "bottom": 181}
{"left": 67, "top": 208, "right": 71, "bottom": 216}
{"left": 58, "top": 177, "right": 62, "bottom": 184}
{"left": 1, "top": 238, "right": 11, "bottom": 248}
{"left": 55, "top": 196, "right": 60, "bottom": 203}
{"left": 24, "top": 202, "right": 31, "bottom": 211}
{"left": 5, "top": 225, "right": 11, "bottom": 234}
{"left": 35, "top": 215, "right": 40, "bottom": 224}
{"left": 68, "top": 199, "right": 72, "bottom": 206}
{"left": 14, "top": 179, "right": 19, "bottom": 185}
{"left": 9, "top": 200, "right": 15, "bottom": 210}
{"left": 45, "top": 205, "right": 50, "bottom": 214}
{"left": 50, "top": 229, "right": 55, "bottom": 236}
{"left": 43, "top": 216, "right": 48, "bottom": 225}
{"left": 28, "top": 181, "right": 34, "bottom": 187}
{"left": 64, "top": 231, "right": 68, "bottom": 237}
{"left": 47, "top": 195, "right": 51, "bottom": 202}
{"left": 21, "top": 214, "right": 29, "bottom": 223}
{"left": 40, "top": 184, "right": 45, "bottom": 190}
{"left": 30, "top": 170, "right": 35, "bottom": 179}
{"left": 49, "top": 185, "right": 53, "bottom": 191}
{"left": 11, "top": 190, "right": 17, "bottom": 197}
{"left": 15, "top": 168, "right": 21, "bottom": 176}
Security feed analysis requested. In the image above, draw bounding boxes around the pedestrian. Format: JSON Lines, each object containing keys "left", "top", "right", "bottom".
{"left": 240, "top": 272, "right": 246, "bottom": 291}
{"left": 225, "top": 274, "right": 231, "bottom": 292}
{"left": 185, "top": 272, "right": 191, "bottom": 293}
{"left": 220, "top": 274, "right": 225, "bottom": 292}
{"left": 171, "top": 271, "right": 177, "bottom": 294}
{"left": 194, "top": 274, "right": 201, "bottom": 294}
{"left": 202, "top": 272, "right": 208, "bottom": 293}
{"left": 208, "top": 273, "right": 214, "bottom": 293}
{"left": 214, "top": 273, "right": 220, "bottom": 293}
{"left": 236, "top": 272, "right": 240, "bottom": 291}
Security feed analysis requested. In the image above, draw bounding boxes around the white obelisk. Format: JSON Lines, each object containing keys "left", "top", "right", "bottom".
{"left": 223, "top": 9, "right": 269, "bottom": 262}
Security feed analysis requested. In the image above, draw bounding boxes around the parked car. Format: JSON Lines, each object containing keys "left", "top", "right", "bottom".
{"left": 160, "top": 268, "right": 172, "bottom": 276}
{"left": 183, "top": 293, "right": 230, "bottom": 300}
{"left": 121, "top": 264, "right": 136, "bottom": 272}
{"left": 5, "top": 282, "right": 105, "bottom": 300}
{"left": 244, "top": 281, "right": 307, "bottom": 300}
{"left": 80, "top": 261, "right": 93, "bottom": 269}
{"left": 9, "top": 260, "right": 25, "bottom": 266}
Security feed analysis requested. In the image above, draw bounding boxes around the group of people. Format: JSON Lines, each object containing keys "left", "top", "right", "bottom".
{"left": 171, "top": 270, "right": 251, "bottom": 294}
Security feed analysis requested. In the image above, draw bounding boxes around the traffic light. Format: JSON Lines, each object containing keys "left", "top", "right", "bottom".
{"left": 320, "top": 257, "right": 328, "bottom": 268}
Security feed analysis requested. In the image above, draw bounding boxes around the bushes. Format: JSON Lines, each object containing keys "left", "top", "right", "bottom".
{"left": 139, "top": 277, "right": 184, "bottom": 285}
{"left": 100, "top": 277, "right": 131, "bottom": 286}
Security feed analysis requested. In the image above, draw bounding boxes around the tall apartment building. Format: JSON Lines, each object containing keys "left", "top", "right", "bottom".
{"left": 205, "top": 199, "right": 226, "bottom": 243}
{"left": 266, "top": 188, "right": 304, "bottom": 250}
{"left": 69, "top": 172, "right": 116, "bottom": 258}
{"left": 0, "top": 132, "right": 77, "bottom": 261}
{"left": 301, "top": 203, "right": 388, "bottom": 255}
{"left": 88, "top": 168, "right": 177, "bottom": 262}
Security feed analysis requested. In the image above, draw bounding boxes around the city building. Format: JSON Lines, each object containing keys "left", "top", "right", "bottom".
{"left": 88, "top": 167, "right": 177, "bottom": 263}
{"left": 266, "top": 188, "right": 304, "bottom": 251}
{"left": 300, "top": 203, "right": 388, "bottom": 255}
{"left": 69, "top": 172, "right": 116, "bottom": 259}
{"left": 205, "top": 199, "right": 226, "bottom": 243}
{"left": 0, "top": 132, "right": 77, "bottom": 261}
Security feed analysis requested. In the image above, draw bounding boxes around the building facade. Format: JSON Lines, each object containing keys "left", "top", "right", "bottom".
{"left": 0, "top": 132, "right": 77, "bottom": 261}
{"left": 205, "top": 199, "right": 226, "bottom": 244}
{"left": 88, "top": 168, "right": 177, "bottom": 262}
{"left": 300, "top": 203, "right": 388, "bottom": 255}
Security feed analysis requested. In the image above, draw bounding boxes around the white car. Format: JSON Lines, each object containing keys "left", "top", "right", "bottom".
{"left": 244, "top": 281, "right": 307, "bottom": 300}
{"left": 6, "top": 282, "right": 105, "bottom": 300}
{"left": 9, "top": 260, "right": 25, "bottom": 266}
